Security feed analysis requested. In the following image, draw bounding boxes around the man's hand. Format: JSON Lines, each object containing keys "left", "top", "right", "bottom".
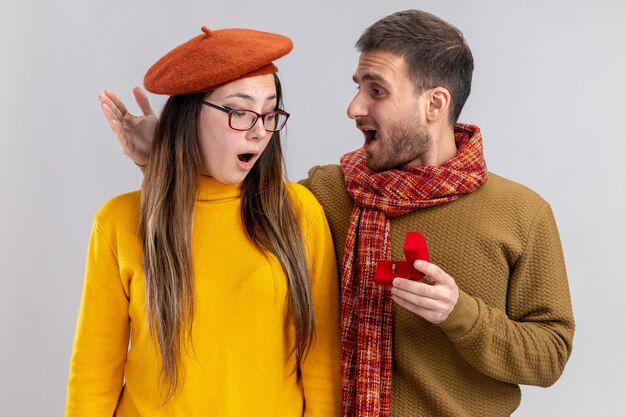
{"left": 98, "top": 87, "right": 157, "bottom": 166}
{"left": 391, "top": 260, "right": 459, "bottom": 324}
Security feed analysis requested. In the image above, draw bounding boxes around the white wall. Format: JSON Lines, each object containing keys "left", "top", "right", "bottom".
{"left": 1, "top": 0, "right": 623, "bottom": 415}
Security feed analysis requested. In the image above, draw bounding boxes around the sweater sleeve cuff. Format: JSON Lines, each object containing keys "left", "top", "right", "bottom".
{"left": 437, "top": 289, "right": 479, "bottom": 339}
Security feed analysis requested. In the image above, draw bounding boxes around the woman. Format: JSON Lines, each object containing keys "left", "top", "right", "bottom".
{"left": 65, "top": 27, "right": 340, "bottom": 416}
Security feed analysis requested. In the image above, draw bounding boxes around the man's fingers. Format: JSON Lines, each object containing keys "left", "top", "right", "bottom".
{"left": 391, "top": 278, "right": 457, "bottom": 324}
{"left": 100, "top": 97, "right": 124, "bottom": 123}
{"left": 413, "top": 260, "right": 453, "bottom": 285}
{"left": 99, "top": 102, "right": 122, "bottom": 136}
{"left": 392, "top": 294, "right": 429, "bottom": 315}
{"left": 391, "top": 293, "right": 450, "bottom": 324}
{"left": 392, "top": 278, "right": 438, "bottom": 300}
{"left": 108, "top": 119, "right": 122, "bottom": 136}
{"left": 132, "top": 86, "right": 155, "bottom": 117}
{"left": 391, "top": 285, "right": 440, "bottom": 309}
{"left": 392, "top": 263, "right": 460, "bottom": 324}
{"left": 103, "top": 89, "right": 128, "bottom": 115}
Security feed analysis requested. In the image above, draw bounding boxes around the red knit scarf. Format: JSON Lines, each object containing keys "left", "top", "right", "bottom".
{"left": 339, "top": 123, "right": 488, "bottom": 417}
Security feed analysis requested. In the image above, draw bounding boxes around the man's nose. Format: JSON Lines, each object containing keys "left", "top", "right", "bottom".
{"left": 347, "top": 91, "right": 367, "bottom": 120}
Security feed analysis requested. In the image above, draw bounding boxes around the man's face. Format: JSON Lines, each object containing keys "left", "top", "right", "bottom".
{"left": 347, "top": 50, "right": 431, "bottom": 171}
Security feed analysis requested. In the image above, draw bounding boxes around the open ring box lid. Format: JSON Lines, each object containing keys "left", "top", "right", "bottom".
{"left": 374, "top": 231, "right": 430, "bottom": 286}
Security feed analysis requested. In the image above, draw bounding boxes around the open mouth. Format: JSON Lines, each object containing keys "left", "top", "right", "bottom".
{"left": 363, "top": 129, "right": 378, "bottom": 145}
{"left": 238, "top": 153, "right": 255, "bottom": 163}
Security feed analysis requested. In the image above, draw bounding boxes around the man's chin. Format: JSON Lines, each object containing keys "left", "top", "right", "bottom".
{"left": 365, "top": 156, "right": 388, "bottom": 172}
{"left": 367, "top": 154, "right": 409, "bottom": 172}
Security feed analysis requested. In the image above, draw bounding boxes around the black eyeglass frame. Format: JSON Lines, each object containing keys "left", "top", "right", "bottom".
{"left": 201, "top": 100, "right": 290, "bottom": 132}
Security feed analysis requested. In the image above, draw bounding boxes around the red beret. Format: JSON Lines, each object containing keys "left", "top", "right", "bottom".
{"left": 144, "top": 27, "right": 293, "bottom": 95}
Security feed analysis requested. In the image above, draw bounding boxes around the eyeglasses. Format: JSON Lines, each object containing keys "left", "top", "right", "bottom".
{"left": 201, "top": 100, "right": 290, "bottom": 132}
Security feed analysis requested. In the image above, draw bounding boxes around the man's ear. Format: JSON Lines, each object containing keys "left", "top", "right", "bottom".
{"left": 424, "top": 87, "right": 451, "bottom": 123}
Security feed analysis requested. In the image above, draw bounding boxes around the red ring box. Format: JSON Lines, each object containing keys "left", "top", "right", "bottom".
{"left": 374, "top": 232, "right": 430, "bottom": 286}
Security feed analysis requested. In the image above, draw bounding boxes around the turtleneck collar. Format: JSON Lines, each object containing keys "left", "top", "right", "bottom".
{"left": 197, "top": 175, "right": 242, "bottom": 202}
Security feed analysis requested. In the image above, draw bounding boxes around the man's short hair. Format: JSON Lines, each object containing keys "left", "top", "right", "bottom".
{"left": 356, "top": 9, "right": 474, "bottom": 125}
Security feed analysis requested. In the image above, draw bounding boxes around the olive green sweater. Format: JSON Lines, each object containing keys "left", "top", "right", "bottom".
{"left": 301, "top": 166, "right": 574, "bottom": 417}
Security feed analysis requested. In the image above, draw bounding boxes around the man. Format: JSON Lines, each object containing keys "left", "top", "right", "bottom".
{"left": 100, "top": 10, "right": 574, "bottom": 416}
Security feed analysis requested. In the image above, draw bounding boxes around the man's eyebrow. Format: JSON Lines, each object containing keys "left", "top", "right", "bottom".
{"left": 352, "top": 73, "right": 387, "bottom": 84}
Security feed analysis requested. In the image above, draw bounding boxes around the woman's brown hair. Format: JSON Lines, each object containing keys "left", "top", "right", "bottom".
{"left": 140, "top": 75, "right": 314, "bottom": 398}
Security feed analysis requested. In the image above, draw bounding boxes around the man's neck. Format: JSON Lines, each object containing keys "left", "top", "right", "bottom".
{"left": 413, "top": 124, "right": 457, "bottom": 167}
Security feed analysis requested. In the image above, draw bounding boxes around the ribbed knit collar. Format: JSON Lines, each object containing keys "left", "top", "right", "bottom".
{"left": 197, "top": 175, "right": 242, "bottom": 202}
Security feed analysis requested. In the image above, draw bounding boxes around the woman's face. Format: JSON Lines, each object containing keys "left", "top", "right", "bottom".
{"left": 197, "top": 74, "right": 277, "bottom": 185}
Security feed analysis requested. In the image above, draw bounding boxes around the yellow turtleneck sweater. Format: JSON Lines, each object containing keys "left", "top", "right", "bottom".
{"left": 66, "top": 176, "right": 341, "bottom": 416}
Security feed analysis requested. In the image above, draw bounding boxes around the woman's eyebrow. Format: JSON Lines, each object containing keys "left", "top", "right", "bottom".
{"left": 224, "top": 93, "right": 277, "bottom": 102}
